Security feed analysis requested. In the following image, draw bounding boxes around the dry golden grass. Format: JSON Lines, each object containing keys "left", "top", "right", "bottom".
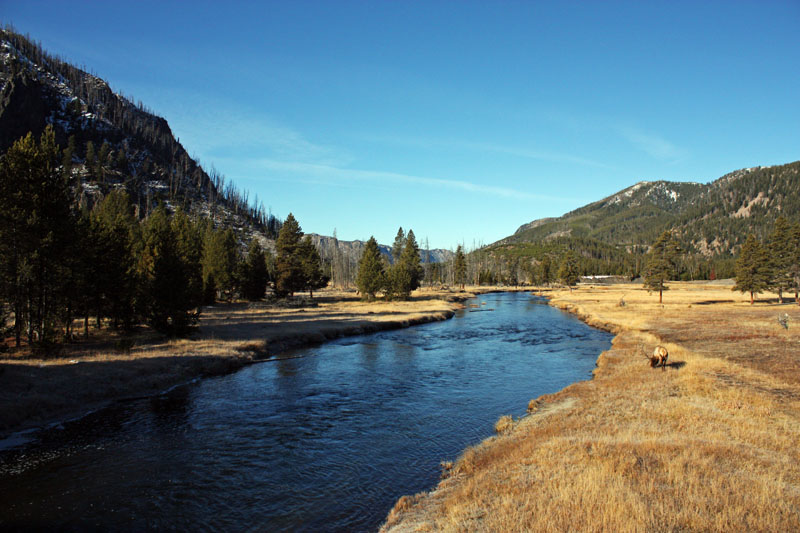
{"left": 494, "top": 415, "right": 515, "bottom": 435}
{"left": 382, "top": 282, "right": 800, "bottom": 532}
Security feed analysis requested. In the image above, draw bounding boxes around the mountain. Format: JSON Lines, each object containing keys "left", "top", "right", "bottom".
{"left": 477, "top": 161, "right": 800, "bottom": 281}
{"left": 0, "top": 27, "right": 450, "bottom": 271}
{"left": 309, "top": 234, "right": 453, "bottom": 264}
{"left": 495, "top": 162, "right": 800, "bottom": 254}
{"left": 0, "top": 26, "right": 281, "bottom": 241}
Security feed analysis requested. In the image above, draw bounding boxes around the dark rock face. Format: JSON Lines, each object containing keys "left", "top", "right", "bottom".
{"left": 0, "top": 73, "right": 50, "bottom": 152}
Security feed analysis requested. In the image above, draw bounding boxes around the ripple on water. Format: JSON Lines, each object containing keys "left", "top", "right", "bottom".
{"left": 0, "top": 293, "right": 612, "bottom": 531}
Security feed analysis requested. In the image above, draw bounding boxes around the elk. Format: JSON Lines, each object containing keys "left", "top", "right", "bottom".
{"left": 639, "top": 343, "right": 669, "bottom": 369}
{"left": 649, "top": 345, "right": 669, "bottom": 369}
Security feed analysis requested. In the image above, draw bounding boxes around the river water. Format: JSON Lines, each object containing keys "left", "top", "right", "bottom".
{"left": 0, "top": 293, "right": 611, "bottom": 531}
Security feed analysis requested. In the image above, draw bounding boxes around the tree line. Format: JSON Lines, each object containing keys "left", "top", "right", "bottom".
{"left": 355, "top": 228, "right": 424, "bottom": 300}
{"left": 0, "top": 127, "right": 327, "bottom": 349}
{"left": 434, "top": 217, "right": 799, "bottom": 307}
{"left": 732, "top": 216, "right": 800, "bottom": 304}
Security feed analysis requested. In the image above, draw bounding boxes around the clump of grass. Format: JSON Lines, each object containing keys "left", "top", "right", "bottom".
{"left": 527, "top": 399, "right": 540, "bottom": 413}
{"left": 494, "top": 414, "right": 514, "bottom": 434}
{"left": 440, "top": 461, "right": 454, "bottom": 479}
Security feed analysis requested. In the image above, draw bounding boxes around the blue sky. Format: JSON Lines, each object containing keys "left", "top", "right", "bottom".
{"left": 4, "top": 1, "right": 799, "bottom": 249}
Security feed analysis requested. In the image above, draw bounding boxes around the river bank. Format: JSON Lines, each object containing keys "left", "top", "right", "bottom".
{"left": 1, "top": 286, "right": 515, "bottom": 443}
{"left": 382, "top": 282, "right": 800, "bottom": 532}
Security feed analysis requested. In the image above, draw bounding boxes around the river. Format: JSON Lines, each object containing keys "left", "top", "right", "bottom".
{"left": 0, "top": 292, "right": 612, "bottom": 531}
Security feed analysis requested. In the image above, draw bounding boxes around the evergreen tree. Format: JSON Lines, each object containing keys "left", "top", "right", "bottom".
{"left": 62, "top": 135, "right": 76, "bottom": 177}
{"left": 201, "top": 226, "right": 239, "bottom": 303}
{"left": 402, "top": 230, "right": 424, "bottom": 291}
{"left": 137, "top": 206, "right": 200, "bottom": 334}
{"left": 67, "top": 211, "right": 97, "bottom": 338}
{"left": 240, "top": 238, "right": 270, "bottom": 301}
{"left": 733, "top": 234, "right": 770, "bottom": 305}
{"left": 391, "top": 227, "right": 405, "bottom": 265}
{"left": 767, "top": 216, "right": 793, "bottom": 303}
{"left": 85, "top": 141, "right": 96, "bottom": 178}
{"left": 0, "top": 126, "right": 76, "bottom": 346}
{"left": 356, "top": 237, "right": 386, "bottom": 301}
{"left": 299, "top": 236, "right": 329, "bottom": 298}
{"left": 790, "top": 221, "right": 800, "bottom": 305}
{"left": 97, "top": 141, "right": 110, "bottom": 182}
{"left": 540, "top": 255, "right": 553, "bottom": 286}
{"left": 115, "top": 149, "right": 128, "bottom": 172}
{"left": 274, "top": 213, "right": 305, "bottom": 298}
{"left": 385, "top": 228, "right": 423, "bottom": 300}
{"left": 558, "top": 251, "right": 581, "bottom": 291}
{"left": 643, "top": 231, "right": 681, "bottom": 303}
{"left": 385, "top": 227, "right": 406, "bottom": 300}
{"left": 388, "top": 229, "right": 423, "bottom": 300}
{"left": 171, "top": 208, "right": 204, "bottom": 309}
{"left": 454, "top": 245, "right": 467, "bottom": 289}
{"left": 91, "top": 190, "right": 138, "bottom": 329}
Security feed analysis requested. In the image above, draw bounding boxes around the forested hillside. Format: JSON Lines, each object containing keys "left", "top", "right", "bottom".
{"left": 474, "top": 162, "right": 800, "bottom": 283}
{"left": 0, "top": 26, "right": 280, "bottom": 237}
{"left": 0, "top": 26, "right": 449, "bottom": 287}
{"left": 506, "top": 163, "right": 800, "bottom": 251}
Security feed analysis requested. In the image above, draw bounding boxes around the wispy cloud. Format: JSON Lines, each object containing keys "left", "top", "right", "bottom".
{"left": 616, "top": 125, "right": 687, "bottom": 161}
{"left": 366, "top": 135, "right": 614, "bottom": 170}
{"left": 246, "top": 158, "right": 579, "bottom": 202}
{"left": 540, "top": 109, "right": 688, "bottom": 163}
{"left": 148, "top": 92, "right": 350, "bottom": 167}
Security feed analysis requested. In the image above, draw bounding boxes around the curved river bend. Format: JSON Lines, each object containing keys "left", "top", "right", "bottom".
{"left": 0, "top": 293, "right": 611, "bottom": 531}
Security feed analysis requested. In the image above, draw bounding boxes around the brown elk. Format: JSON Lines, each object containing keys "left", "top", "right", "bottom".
{"left": 649, "top": 345, "right": 669, "bottom": 369}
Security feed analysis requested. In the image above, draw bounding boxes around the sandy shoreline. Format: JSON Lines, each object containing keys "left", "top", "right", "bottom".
{"left": 382, "top": 282, "right": 800, "bottom": 532}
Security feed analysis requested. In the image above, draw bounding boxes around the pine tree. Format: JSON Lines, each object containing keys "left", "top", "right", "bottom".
{"left": 557, "top": 251, "right": 580, "bottom": 291}
{"left": 91, "top": 190, "right": 138, "bottom": 329}
{"left": 274, "top": 213, "right": 305, "bottom": 298}
{"left": 201, "top": 227, "right": 239, "bottom": 303}
{"left": 171, "top": 208, "right": 204, "bottom": 309}
{"left": 767, "top": 216, "right": 793, "bottom": 303}
{"left": 299, "top": 236, "right": 329, "bottom": 298}
{"left": 137, "top": 206, "right": 200, "bottom": 334}
{"left": 85, "top": 141, "right": 96, "bottom": 179}
{"left": 643, "top": 231, "right": 681, "bottom": 303}
{"left": 402, "top": 230, "right": 424, "bottom": 292}
{"left": 97, "top": 141, "right": 110, "bottom": 183}
{"left": 454, "top": 245, "right": 467, "bottom": 289}
{"left": 356, "top": 237, "right": 386, "bottom": 301}
{"left": 790, "top": 221, "right": 800, "bottom": 305}
{"left": 540, "top": 255, "right": 553, "bottom": 286}
{"left": 733, "top": 234, "right": 770, "bottom": 305}
{"left": 385, "top": 228, "right": 423, "bottom": 300}
{"left": 391, "top": 227, "right": 405, "bottom": 265}
{"left": 0, "top": 126, "right": 76, "bottom": 346}
{"left": 240, "top": 238, "right": 270, "bottom": 301}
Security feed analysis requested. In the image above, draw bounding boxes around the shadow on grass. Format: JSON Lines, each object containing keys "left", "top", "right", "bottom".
{"left": 694, "top": 300, "right": 735, "bottom": 305}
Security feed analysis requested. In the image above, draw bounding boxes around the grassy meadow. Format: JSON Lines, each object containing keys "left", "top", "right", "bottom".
{"left": 382, "top": 282, "right": 800, "bottom": 532}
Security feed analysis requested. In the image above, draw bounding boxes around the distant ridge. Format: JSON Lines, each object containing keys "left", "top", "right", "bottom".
{"left": 497, "top": 162, "right": 800, "bottom": 256}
